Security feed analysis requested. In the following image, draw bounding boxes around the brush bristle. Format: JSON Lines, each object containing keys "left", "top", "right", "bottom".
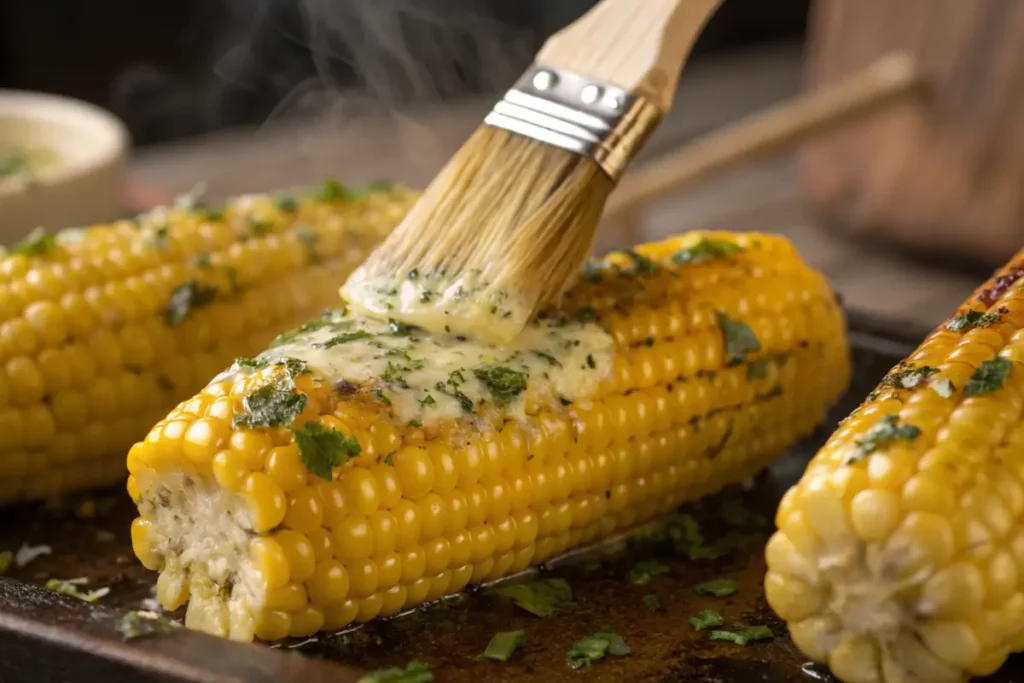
{"left": 341, "top": 125, "right": 614, "bottom": 344}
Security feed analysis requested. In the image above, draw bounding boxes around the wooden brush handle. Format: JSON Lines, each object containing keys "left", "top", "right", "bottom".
{"left": 605, "top": 52, "right": 929, "bottom": 217}
{"left": 536, "top": 0, "right": 725, "bottom": 112}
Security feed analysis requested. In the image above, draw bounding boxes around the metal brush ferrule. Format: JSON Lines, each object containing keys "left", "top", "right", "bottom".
{"left": 484, "top": 64, "right": 662, "bottom": 182}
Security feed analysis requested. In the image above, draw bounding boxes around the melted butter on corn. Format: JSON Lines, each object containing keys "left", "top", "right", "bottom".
{"left": 129, "top": 230, "right": 851, "bottom": 642}
{"left": 227, "top": 312, "right": 614, "bottom": 427}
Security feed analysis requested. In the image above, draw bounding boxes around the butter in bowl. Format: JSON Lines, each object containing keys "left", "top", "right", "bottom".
{"left": 0, "top": 90, "right": 129, "bottom": 243}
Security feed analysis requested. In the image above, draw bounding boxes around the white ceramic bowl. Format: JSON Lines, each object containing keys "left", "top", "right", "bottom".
{"left": 0, "top": 89, "right": 129, "bottom": 244}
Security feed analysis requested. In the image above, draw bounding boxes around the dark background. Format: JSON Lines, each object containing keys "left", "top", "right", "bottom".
{"left": 0, "top": 0, "right": 810, "bottom": 147}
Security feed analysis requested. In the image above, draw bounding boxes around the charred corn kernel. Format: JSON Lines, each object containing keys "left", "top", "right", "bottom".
{"left": 0, "top": 181, "right": 415, "bottom": 502}
{"left": 131, "top": 231, "right": 849, "bottom": 641}
{"left": 767, "top": 252, "right": 1024, "bottom": 682}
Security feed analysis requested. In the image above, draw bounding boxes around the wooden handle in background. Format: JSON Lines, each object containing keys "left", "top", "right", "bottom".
{"left": 536, "top": 0, "right": 725, "bottom": 112}
{"left": 605, "top": 52, "right": 930, "bottom": 218}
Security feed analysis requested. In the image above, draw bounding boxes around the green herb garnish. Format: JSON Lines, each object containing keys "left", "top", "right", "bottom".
{"left": 881, "top": 365, "right": 938, "bottom": 390}
{"left": 688, "top": 608, "right": 724, "bottom": 631}
{"left": 672, "top": 238, "right": 743, "bottom": 266}
{"left": 45, "top": 578, "right": 110, "bottom": 603}
{"left": 946, "top": 308, "right": 1006, "bottom": 332}
{"left": 275, "top": 195, "right": 299, "bottom": 213}
{"left": 481, "top": 630, "right": 524, "bottom": 662}
{"left": 318, "top": 330, "right": 374, "bottom": 349}
{"left": 492, "top": 578, "right": 572, "bottom": 617}
{"left": 163, "top": 280, "right": 218, "bottom": 326}
{"left": 716, "top": 312, "right": 760, "bottom": 364}
{"left": 383, "top": 452, "right": 395, "bottom": 466}
{"left": 694, "top": 579, "right": 738, "bottom": 597}
{"left": 642, "top": 594, "right": 661, "bottom": 612}
{"left": 357, "top": 661, "right": 433, "bottom": 683}
{"left": 419, "top": 394, "right": 436, "bottom": 407}
{"left": 146, "top": 225, "right": 170, "bottom": 250}
{"left": 629, "top": 560, "right": 670, "bottom": 585}
{"left": 851, "top": 415, "right": 921, "bottom": 460}
{"left": 0, "top": 551, "right": 11, "bottom": 575}
{"left": 312, "top": 178, "right": 349, "bottom": 202}
{"left": 246, "top": 216, "right": 273, "bottom": 235}
{"left": 192, "top": 253, "right": 212, "bottom": 268}
{"left": 7, "top": 227, "right": 58, "bottom": 258}
{"left": 566, "top": 628, "right": 631, "bottom": 670}
{"left": 474, "top": 365, "right": 528, "bottom": 405}
{"left": 619, "top": 249, "right": 658, "bottom": 277}
{"left": 117, "top": 610, "right": 181, "bottom": 640}
{"left": 294, "top": 421, "right": 361, "bottom": 481}
{"left": 233, "top": 377, "right": 307, "bottom": 428}
{"left": 269, "top": 314, "right": 343, "bottom": 348}
{"left": 576, "top": 305, "right": 599, "bottom": 323}
{"left": 964, "top": 357, "right": 1013, "bottom": 396}
{"left": 389, "top": 319, "right": 417, "bottom": 336}
{"left": 709, "top": 625, "right": 773, "bottom": 646}
{"left": 531, "top": 350, "right": 560, "bottom": 366}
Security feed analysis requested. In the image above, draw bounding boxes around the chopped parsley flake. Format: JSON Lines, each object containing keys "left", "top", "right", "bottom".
{"left": 629, "top": 560, "right": 670, "bottom": 585}
{"left": 747, "top": 353, "right": 788, "bottom": 380}
{"left": 586, "top": 354, "right": 596, "bottom": 369}
{"left": 145, "top": 225, "right": 170, "bottom": 250}
{"left": 46, "top": 577, "right": 110, "bottom": 603}
{"left": 5, "top": 227, "right": 58, "bottom": 258}
{"left": 688, "top": 608, "right": 724, "bottom": 631}
{"left": 642, "top": 594, "right": 661, "bottom": 612}
{"left": 531, "top": 350, "right": 560, "bottom": 366}
{"left": 709, "top": 625, "right": 773, "bottom": 646}
{"left": 388, "top": 319, "right": 417, "bottom": 336}
{"left": 619, "top": 249, "right": 659, "bottom": 277}
{"left": 881, "top": 365, "right": 938, "bottom": 390}
{"left": 481, "top": 630, "right": 524, "bottom": 662}
{"left": 946, "top": 307, "right": 1006, "bottom": 332}
{"left": 275, "top": 195, "right": 299, "bottom": 213}
{"left": 419, "top": 394, "right": 436, "bottom": 407}
{"left": 233, "top": 376, "right": 307, "bottom": 428}
{"left": 318, "top": 330, "right": 374, "bottom": 348}
{"left": 716, "top": 312, "right": 761, "bottom": 364}
{"left": 294, "top": 421, "right": 361, "bottom": 480}
{"left": 246, "top": 216, "right": 273, "bottom": 235}
{"left": 492, "top": 578, "right": 572, "bottom": 617}
{"left": 294, "top": 226, "right": 319, "bottom": 261}
{"left": 312, "top": 178, "right": 348, "bottom": 202}
{"left": 14, "top": 542, "right": 51, "bottom": 568}
{"left": 117, "top": 611, "right": 181, "bottom": 640}
{"left": 192, "top": 253, "right": 212, "bottom": 268}
{"left": 269, "top": 315, "right": 340, "bottom": 348}
{"left": 0, "top": 551, "right": 11, "bottom": 575}
{"left": 474, "top": 365, "right": 528, "bottom": 405}
{"left": 383, "top": 452, "right": 395, "bottom": 465}
{"left": 672, "top": 238, "right": 743, "bottom": 265}
{"left": 566, "top": 628, "right": 631, "bottom": 670}
{"left": 694, "top": 579, "right": 738, "bottom": 597}
{"left": 963, "top": 357, "right": 1013, "bottom": 396}
{"left": 164, "top": 280, "right": 218, "bottom": 326}
{"left": 357, "top": 661, "right": 433, "bottom": 683}
{"left": 850, "top": 415, "right": 921, "bottom": 461}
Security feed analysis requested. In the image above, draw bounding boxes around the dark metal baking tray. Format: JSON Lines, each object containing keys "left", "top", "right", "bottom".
{"left": 0, "top": 310, "right": 1016, "bottom": 682}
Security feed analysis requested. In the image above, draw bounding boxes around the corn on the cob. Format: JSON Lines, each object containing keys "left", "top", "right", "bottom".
{"left": 766, "top": 253, "right": 1024, "bottom": 683}
{"left": 127, "top": 232, "right": 849, "bottom": 642}
{"left": 0, "top": 180, "right": 416, "bottom": 503}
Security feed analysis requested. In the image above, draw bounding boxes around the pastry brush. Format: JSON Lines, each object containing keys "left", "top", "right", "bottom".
{"left": 341, "top": 0, "right": 724, "bottom": 344}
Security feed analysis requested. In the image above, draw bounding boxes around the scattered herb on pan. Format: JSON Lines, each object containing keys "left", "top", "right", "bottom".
{"left": 233, "top": 376, "right": 307, "bottom": 428}
{"left": 946, "top": 307, "right": 1006, "bottom": 332}
{"left": 480, "top": 630, "right": 525, "bottom": 662}
{"left": 492, "top": 578, "right": 572, "bottom": 617}
{"left": 294, "top": 422, "right": 361, "bottom": 481}
{"left": 629, "top": 560, "right": 670, "bottom": 585}
{"left": 566, "top": 628, "right": 631, "bottom": 670}
{"left": 716, "top": 312, "right": 761, "bottom": 364}
{"left": 881, "top": 364, "right": 937, "bottom": 390}
{"left": 849, "top": 415, "right": 921, "bottom": 462}
{"left": 694, "top": 579, "right": 738, "bottom": 597}
{"left": 118, "top": 611, "right": 181, "bottom": 640}
{"left": 709, "top": 625, "right": 774, "bottom": 646}
{"left": 474, "top": 365, "right": 528, "bottom": 405}
{"left": 642, "top": 594, "right": 661, "bottom": 612}
{"left": 688, "top": 608, "right": 724, "bottom": 631}
{"left": 15, "top": 543, "right": 52, "bottom": 568}
{"left": 672, "top": 238, "right": 743, "bottom": 266}
{"left": 357, "top": 661, "right": 433, "bottom": 683}
{"left": 0, "top": 551, "right": 11, "bottom": 575}
{"left": 963, "top": 357, "right": 1013, "bottom": 396}
{"left": 317, "top": 330, "right": 374, "bottom": 349}
{"left": 931, "top": 377, "right": 955, "bottom": 398}
{"left": 46, "top": 578, "right": 110, "bottom": 603}
{"left": 164, "top": 280, "right": 218, "bottom": 326}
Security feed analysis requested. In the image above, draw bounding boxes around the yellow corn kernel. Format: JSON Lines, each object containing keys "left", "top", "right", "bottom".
{"left": 767, "top": 253, "right": 1024, "bottom": 682}
{"left": 129, "top": 231, "right": 849, "bottom": 642}
{"left": 0, "top": 181, "right": 415, "bottom": 503}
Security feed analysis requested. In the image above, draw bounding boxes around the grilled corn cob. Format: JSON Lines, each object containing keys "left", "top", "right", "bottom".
{"left": 766, "top": 253, "right": 1024, "bottom": 682}
{"left": 128, "top": 232, "right": 849, "bottom": 641}
{"left": 0, "top": 180, "right": 415, "bottom": 503}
